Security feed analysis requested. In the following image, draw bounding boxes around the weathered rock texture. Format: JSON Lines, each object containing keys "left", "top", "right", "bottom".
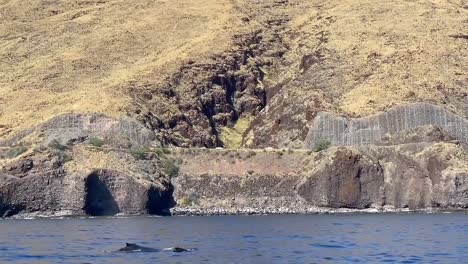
{"left": 305, "top": 103, "right": 468, "bottom": 148}
{"left": 1, "top": 143, "right": 468, "bottom": 217}
{"left": 128, "top": 0, "right": 292, "bottom": 148}
{"left": 0, "top": 148, "right": 172, "bottom": 217}
{"left": 171, "top": 144, "right": 468, "bottom": 214}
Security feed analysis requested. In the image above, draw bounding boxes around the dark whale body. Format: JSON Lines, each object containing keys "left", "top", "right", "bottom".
{"left": 164, "top": 247, "right": 193, "bottom": 252}
{"left": 115, "top": 243, "right": 194, "bottom": 253}
{"left": 116, "top": 243, "right": 159, "bottom": 252}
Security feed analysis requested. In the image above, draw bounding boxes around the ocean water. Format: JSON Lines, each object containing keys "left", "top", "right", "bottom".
{"left": 0, "top": 213, "right": 466, "bottom": 263}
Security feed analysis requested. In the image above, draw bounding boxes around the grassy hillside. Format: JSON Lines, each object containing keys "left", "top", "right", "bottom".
{"left": 1, "top": 0, "right": 467, "bottom": 148}
{"left": 0, "top": 0, "right": 241, "bottom": 138}
{"left": 245, "top": 0, "right": 468, "bottom": 148}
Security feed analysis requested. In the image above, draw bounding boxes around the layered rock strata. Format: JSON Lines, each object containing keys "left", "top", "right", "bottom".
{"left": 0, "top": 149, "right": 172, "bottom": 218}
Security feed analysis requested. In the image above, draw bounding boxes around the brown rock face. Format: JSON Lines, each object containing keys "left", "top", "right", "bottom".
{"left": 2, "top": 143, "right": 468, "bottom": 217}
{"left": 82, "top": 170, "right": 173, "bottom": 216}
{"left": 372, "top": 147, "right": 432, "bottom": 209}
{"left": 0, "top": 151, "right": 173, "bottom": 217}
{"left": 171, "top": 144, "right": 468, "bottom": 214}
{"left": 297, "top": 148, "right": 384, "bottom": 208}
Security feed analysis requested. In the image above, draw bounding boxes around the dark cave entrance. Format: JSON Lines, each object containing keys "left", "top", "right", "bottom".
{"left": 83, "top": 173, "right": 120, "bottom": 216}
{"left": 146, "top": 184, "right": 175, "bottom": 215}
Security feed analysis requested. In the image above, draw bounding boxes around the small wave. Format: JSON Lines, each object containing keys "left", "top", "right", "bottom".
{"left": 310, "top": 243, "right": 346, "bottom": 249}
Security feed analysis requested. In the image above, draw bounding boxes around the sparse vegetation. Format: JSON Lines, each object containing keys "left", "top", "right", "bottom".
{"left": 161, "top": 158, "right": 180, "bottom": 178}
{"left": 162, "top": 148, "right": 171, "bottom": 154}
{"left": 56, "top": 151, "right": 73, "bottom": 163}
{"left": 130, "top": 147, "right": 147, "bottom": 160}
{"left": 178, "top": 197, "right": 193, "bottom": 206}
{"left": 88, "top": 137, "right": 105, "bottom": 148}
{"left": 246, "top": 150, "right": 257, "bottom": 159}
{"left": 48, "top": 139, "right": 67, "bottom": 151}
{"left": 314, "top": 139, "right": 331, "bottom": 152}
{"left": 5, "top": 146, "right": 28, "bottom": 158}
{"left": 220, "top": 116, "right": 254, "bottom": 149}
{"left": 47, "top": 139, "right": 73, "bottom": 162}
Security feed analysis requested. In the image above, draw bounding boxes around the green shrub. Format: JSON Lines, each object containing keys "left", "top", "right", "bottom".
{"left": 161, "top": 158, "right": 180, "bottom": 178}
{"left": 277, "top": 151, "right": 283, "bottom": 159}
{"left": 6, "top": 146, "right": 28, "bottom": 158}
{"left": 246, "top": 150, "right": 256, "bottom": 158}
{"left": 162, "top": 148, "right": 171, "bottom": 154}
{"left": 314, "top": 139, "right": 331, "bottom": 152}
{"left": 55, "top": 151, "right": 73, "bottom": 163}
{"left": 88, "top": 137, "right": 105, "bottom": 148}
{"left": 178, "top": 197, "right": 193, "bottom": 206}
{"left": 130, "top": 147, "right": 147, "bottom": 160}
{"left": 48, "top": 139, "right": 67, "bottom": 151}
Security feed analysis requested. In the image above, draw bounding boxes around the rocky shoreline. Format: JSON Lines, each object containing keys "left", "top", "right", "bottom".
{"left": 169, "top": 206, "right": 468, "bottom": 217}
{"left": 4, "top": 206, "right": 467, "bottom": 220}
{"left": 2, "top": 138, "right": 468, "bottom": 218}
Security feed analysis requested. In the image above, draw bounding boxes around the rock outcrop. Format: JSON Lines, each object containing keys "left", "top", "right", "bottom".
{"left": 171, "top": 144, "right": 468, "bottom": 215}
{"left": 1, "top": 142, "right": 467, "bottom": 217}
{"left": 0, "top": 149, "right": 173, "bottom": 218}
{"left": 296, "top": 148, "right": 384, "bottom": 208}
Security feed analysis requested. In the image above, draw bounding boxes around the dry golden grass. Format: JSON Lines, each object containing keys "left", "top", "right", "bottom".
{"left": 1, "top": 0, "right": 467, "bottom": 146}
{"left": 0, "top": 0, "right": 242, "bottom": 139}
{"left": 289, "top": 0, "right": 468, "bottom": 116}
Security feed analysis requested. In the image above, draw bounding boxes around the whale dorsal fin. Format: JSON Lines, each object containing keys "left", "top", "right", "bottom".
{"left": 126, "top": 243, "right": 136, "bottom": 247}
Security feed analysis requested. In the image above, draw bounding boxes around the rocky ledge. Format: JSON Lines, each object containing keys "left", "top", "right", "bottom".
{"left": 171, "top": 143, "right": 468, "bottom": 215}
{"left": 0, "top": 148, "right": 173, "bottom": 218}
{"left": 1, "top": 141, "right": 468, "bottom": 218}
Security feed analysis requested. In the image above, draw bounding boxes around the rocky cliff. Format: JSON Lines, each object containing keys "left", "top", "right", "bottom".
{"left": 0, "top": 0, "right": 467, "bottom": 217}
{"left": 0, "top": 147, "right": 173, "bottom": 217}
{"left": 2, "top": 142, "right": 467, "bottom": 217}
{"left": 170, "top": 144, "right": 468, "bottom": 215}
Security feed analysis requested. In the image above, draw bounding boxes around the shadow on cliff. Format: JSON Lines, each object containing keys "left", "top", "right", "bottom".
{"left": 146, "top": 183, "right": 175, "bottom": 216}
{"left": 83, "top": 173, "right": 120, "bottom": 216}
{"left": 0, "top": 202, "right": 26, "bottom": 218}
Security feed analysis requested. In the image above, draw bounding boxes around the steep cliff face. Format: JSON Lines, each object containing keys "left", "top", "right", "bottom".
{"left": 2, "top": 1, "right": 466, "bottom": 148}
{"left": 0, "top": 0, "right": 467, "bottom": 216}
{"left": 296, "top": 148, "right": 384, "bottom": 208}
{"left": 171, "top": 144, "right": 468, "bottom": 214}
{"left": 1, "top": 143, "right": 467, "bottom": 217}
{"left": 0, "top": 148, "right": 173, "bottom": 217}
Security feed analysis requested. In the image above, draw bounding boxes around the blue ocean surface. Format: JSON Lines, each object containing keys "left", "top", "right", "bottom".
{"left": 0, "top": 213, "right": 467, "bottom": 263}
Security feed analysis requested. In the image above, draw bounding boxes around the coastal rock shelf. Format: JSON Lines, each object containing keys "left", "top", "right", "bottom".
{"left": 171, "top": 144, "right": 468, "bottom": 214}
{"left": 1, "top": 142, "right": 468, "bottom": 217}
{"left": 0, "top": 148, "right": 173, "bottom": 218}
{"left": 304, "top": 103, "right": 468, "bottom": 148}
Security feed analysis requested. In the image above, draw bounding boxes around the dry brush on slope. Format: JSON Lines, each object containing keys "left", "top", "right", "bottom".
{"left": 244, "top": 0, "right": 468, "bottom": 148}
{"left": 0, "top": 0, "right": 467, "bottom": 149}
